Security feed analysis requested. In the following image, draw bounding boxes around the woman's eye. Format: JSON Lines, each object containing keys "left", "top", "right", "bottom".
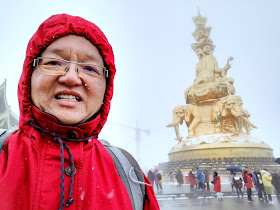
{"left": 82, "top": 65, "right": 100, "bottom": 74}
{"left": 45, "top": 60, "right": 63, "bottom": 66}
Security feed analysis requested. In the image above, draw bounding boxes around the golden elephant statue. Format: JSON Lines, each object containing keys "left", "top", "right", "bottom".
{"left": 166, "top": 105, "right": 185, "bottom": 141}
{"left": 167, "top": 104, "right": 201, "bottom": 139}
{"left": 213, "top": 95, "right": 256, "bottom": 135}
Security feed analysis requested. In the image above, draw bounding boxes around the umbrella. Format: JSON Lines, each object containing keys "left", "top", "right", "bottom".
{"left": 226, "top": 166, "right": 242, "bottom": 172}
{"left": 274, "top": 158, "right": 280, "bottom": 165}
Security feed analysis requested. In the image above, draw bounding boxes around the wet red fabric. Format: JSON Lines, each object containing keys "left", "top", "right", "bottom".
{"left": 243, "top": 172, "right": 253, "bottom": 188}
{"left": 0, "top": 14, "right": 159, "bottom": 210}
{"left": 212, "top": 176, "right": 221, "bottom": 192}
{"left": 188, "top": 174, "right": 196, "bottom": 185}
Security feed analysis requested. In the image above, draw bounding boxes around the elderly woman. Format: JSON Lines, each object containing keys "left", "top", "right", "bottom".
{"left": 0, "top": 14, "right": 159, "bottom": 210}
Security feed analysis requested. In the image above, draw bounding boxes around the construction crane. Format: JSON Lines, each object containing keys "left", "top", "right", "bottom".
{"left": 118, "top": 121, "right": 150, "bottom": 163}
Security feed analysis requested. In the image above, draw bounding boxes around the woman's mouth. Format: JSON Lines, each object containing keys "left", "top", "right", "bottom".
{"left": 55, "top": 94, "right": 81, "bottom": 101}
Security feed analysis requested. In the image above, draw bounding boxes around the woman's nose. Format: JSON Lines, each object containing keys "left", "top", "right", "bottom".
{"left": 58, "top": 63, "right": 82, "bottom": 86}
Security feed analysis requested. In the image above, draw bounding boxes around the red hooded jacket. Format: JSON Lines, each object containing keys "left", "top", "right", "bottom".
{"left": 212, "top": 175, "right": 221, "bottom": 192}
{"left": 0, "top": 14, "right": 159, "bottom": 210}
{"left": 242, "top": 171, "right": 253, "bottom": 189}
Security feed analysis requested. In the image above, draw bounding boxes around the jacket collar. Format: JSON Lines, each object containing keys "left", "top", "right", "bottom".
{"left": 31, "top": 104, "right": 100, "bottom": 139}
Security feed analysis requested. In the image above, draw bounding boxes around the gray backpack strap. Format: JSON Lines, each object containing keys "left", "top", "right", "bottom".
{"left": 99, "top": 139, "right": 145, "bottom": 210}
{"left": 117, "top": 147, "right": 145, "bottom": 196}
{"left": 0, "top": 129, "right": 16, "bottom": 152}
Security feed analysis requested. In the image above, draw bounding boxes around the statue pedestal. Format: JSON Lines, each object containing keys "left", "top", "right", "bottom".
{"left": 169, "top": 134, "right": 273, "bottom": 161}
{"left": 185, "top": 81, "right": 235, "bottom": 104}
{"left": 163, "top": 12, "right": 277, "bottom": 176}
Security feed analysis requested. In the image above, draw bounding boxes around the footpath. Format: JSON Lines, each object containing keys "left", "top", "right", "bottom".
{"left": 156, "top": 183, "right": 260, "bottom": 199}
{"left": 157, "top": 183, "right": 280, "bottom": 210}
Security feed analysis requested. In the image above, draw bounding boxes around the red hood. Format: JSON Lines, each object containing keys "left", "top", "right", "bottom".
{"left": 18, "top": 14, "right": 115, "bottom": 138}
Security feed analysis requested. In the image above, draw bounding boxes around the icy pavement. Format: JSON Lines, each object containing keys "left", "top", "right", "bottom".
{"left": 156, "top": 183, "right": 280, "bottom": 209}
{"left": 158, "top": 196, "right": 279, "bottom": 210}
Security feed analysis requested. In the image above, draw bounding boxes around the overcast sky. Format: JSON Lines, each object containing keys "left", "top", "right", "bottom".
{"left": 1, "top": 0, "right": 280, "bottom": 171}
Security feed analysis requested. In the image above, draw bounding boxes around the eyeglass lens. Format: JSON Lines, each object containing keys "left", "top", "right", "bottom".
{"left": 35, "top": 57, "right": 106, "bottom": 77}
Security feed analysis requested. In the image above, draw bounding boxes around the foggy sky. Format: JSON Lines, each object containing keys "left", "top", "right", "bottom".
{"left": 1, "top": 0, "right": 279, "bottom": 171}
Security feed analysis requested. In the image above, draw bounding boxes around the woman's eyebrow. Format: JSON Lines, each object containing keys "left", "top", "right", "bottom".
{"left": 43, "top": 48, "right": 103, "bottom": 63}
{"left": 43, "top": 48, "right": 64, "bottom": 55}
{"left": 86, "top": 53, "right": 102, "bottom": 62}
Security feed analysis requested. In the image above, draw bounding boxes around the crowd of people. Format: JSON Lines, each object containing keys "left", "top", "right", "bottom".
{"left": 239, "top": 167, "right": 280, "bottom": 203}
{"left": 186, "top": 168, "right": 210, "bottom": 192}
{"left": 147, "top": 166, "right": 280, "bottom": 203}
{"left": 228, "top": 167, "right": 280, "bottom": 203}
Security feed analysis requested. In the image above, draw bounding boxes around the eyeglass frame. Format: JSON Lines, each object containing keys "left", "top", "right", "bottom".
{"left": 33, "top": 56, "right": 109, "bottom": 78}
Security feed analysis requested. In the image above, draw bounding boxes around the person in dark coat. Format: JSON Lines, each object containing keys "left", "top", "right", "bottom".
{"left": 252, "top": 168, "right": 267, "bottom": 202}
{"left": 272, "top": 170, "right": 280, "bottom": 202}
{"left": 176, "top": 170, "right": 183, "bottom": 186}
{"left": 169, "top": 171, "right": 174, "bottom": 185}
{"left": 148, "top": 170, "right": 155, "bottom": 189}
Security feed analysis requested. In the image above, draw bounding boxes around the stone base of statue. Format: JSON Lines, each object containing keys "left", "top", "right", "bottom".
{"left": 168, "top": 134, "right": 273, "bottom": 161}
{"left": 163, "top": 11, "right": 279, "bottom": 179}
{"left": 185, "top": 81, "right": 235, "bottom": 104}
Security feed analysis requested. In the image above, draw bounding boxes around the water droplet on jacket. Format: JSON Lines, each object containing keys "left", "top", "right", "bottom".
{"left": 48, "top": 141, "right": 50, "bottom": 143}
{"left": 80, "top": 191, "right": 85, "bottom": 200}
{"left": 92, "top": 167, "right": 94, "bottom": 170}
{"left": 85, "top": 84, "right": 87, "bottom": 86}
{"left": 107, "top": 190, "right": 114, "bottom": 199}
{"left": 25, "top": 158, "right": 27, "bottom": 160}
{"left": 52, "top": 36, "right": 55, "bottom": 39}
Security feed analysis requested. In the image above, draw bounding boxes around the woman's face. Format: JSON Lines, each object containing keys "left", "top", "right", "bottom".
{"left": 31, "top": 35, "right": 106, "bottom": 125}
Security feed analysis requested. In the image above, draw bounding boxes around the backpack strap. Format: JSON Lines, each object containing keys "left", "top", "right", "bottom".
{"left": 117, "top": 147, "right": 145, "bottom": 195}
{"left": 99, "top": 139, "right": 145, "bottom": 210}
{"left": 0, "top": 129, "right": 16, "bottom": 152}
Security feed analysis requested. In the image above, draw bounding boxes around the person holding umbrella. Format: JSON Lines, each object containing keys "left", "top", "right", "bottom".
{"left": 233, "top": 173, "right": 243, "bottom": 198}
{"left": 228, "top": 170, "right": 235, "bottom": 192}
{"left": 226, "top": 166, "right": 242, "bottom": 193}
